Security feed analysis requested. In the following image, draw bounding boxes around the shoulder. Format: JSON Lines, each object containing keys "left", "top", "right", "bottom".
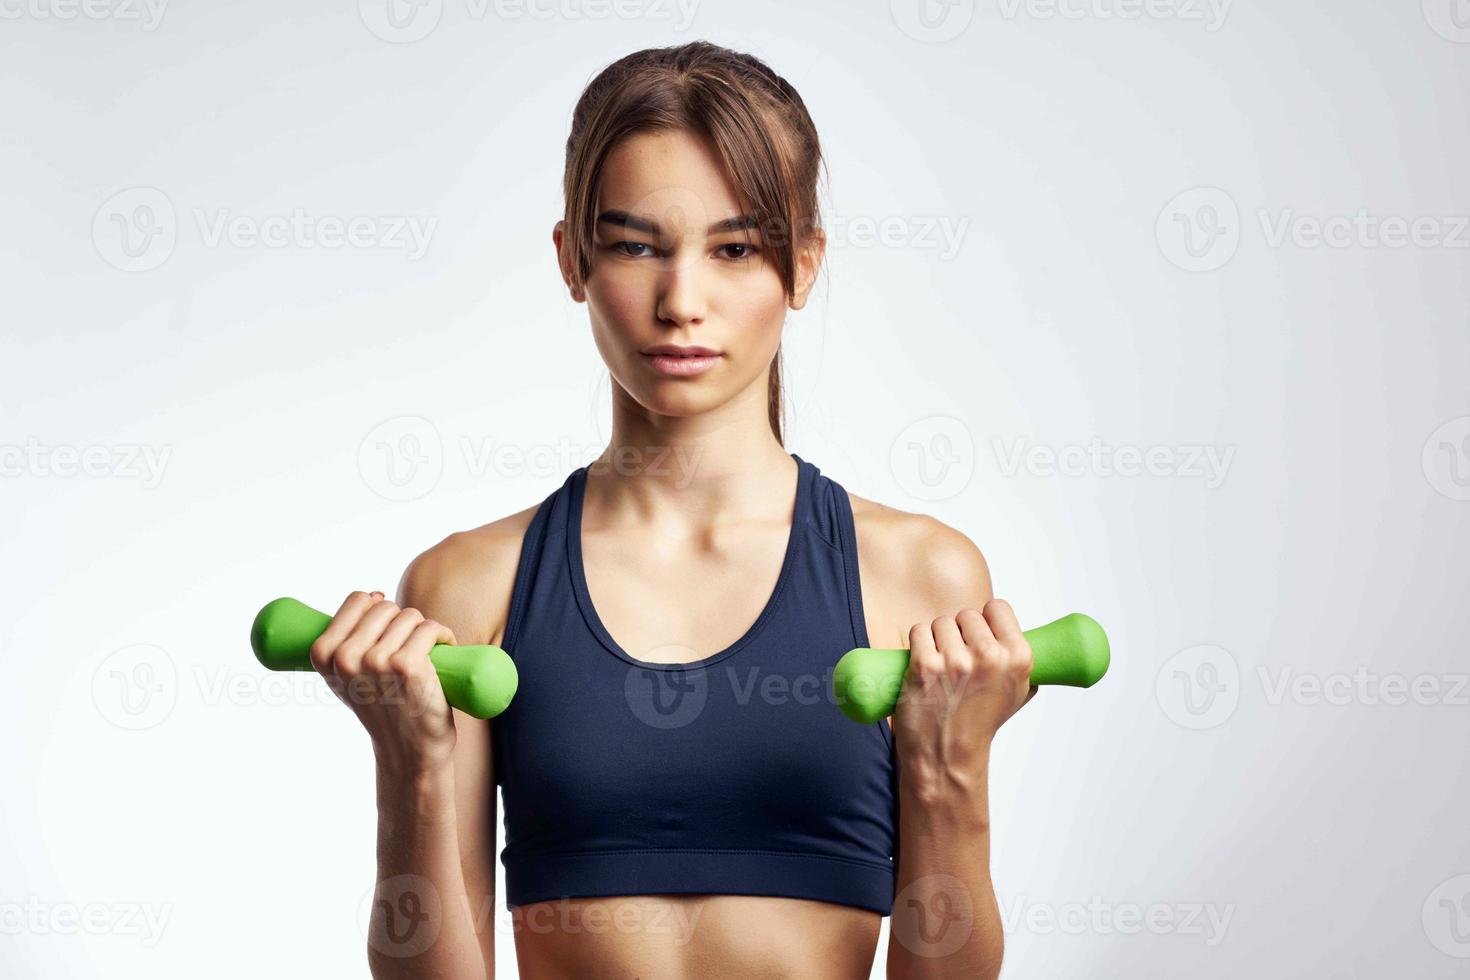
{"left": 846, "top": 490, "right": 995, "bottom": 645}
{"left": 396, "top": 502, "right": 541, "bottom": 647}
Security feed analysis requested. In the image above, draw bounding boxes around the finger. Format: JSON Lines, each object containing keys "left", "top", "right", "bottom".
{"left": 981, "top": 598, "right": 1022, "bottom": 646}
{"left": 387, "top": 620, "right": 456, "bottom": 688}
{"left": 333, "top": 597, "right": 401, "bottom": 676}
{"left": 309, "top": 590, "right": 377, "bottom": 675}
{"left": 1024, "top": 684, "right": 1039, "bottom": 706}
{"left": 363, "top": 607, "right": 426, "bottom": 674}
{"left": 956, "top": 606, "right": 996, "bottom": 648}
{"left": 983, "top": 598, "right": 1034, "bottom": 678}
{"left": 907, "top": 621, "right": 939, "bottom": 668}
{"left": 930, "top": 614, "right": 966, "bottom": 663}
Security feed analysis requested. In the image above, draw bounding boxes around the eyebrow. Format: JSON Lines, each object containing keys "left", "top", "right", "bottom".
{"left": 596, "top": 209, "right": 759, "bottom": 237}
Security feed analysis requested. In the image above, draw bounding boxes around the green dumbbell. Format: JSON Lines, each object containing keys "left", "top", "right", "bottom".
{"left": 249, "top": 597, "right": 519, "bottom": 720}
{"left": 832, "top": 612, "right": 1110, "bottom": 724}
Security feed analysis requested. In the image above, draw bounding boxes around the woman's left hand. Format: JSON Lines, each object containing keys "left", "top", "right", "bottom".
{"left": 890, "top": 598, "right": 1038, "bottom": 796}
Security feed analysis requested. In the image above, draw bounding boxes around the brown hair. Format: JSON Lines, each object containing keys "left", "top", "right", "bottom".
{"left": 560, "top": 40, "right": 827, "bottom": 447}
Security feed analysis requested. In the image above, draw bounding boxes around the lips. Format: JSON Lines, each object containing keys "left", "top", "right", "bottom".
{"left": 641, "top": 347, "right": 721, "bottom": 377}
{"left": 642, "top": 345, "right": 720, "bottom": 357}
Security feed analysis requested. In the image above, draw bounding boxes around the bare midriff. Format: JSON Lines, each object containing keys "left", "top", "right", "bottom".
{"left": 507, "top": 892, "right": 882, "bottom": 980}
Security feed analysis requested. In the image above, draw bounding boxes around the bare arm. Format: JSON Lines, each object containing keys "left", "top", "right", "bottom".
{"left": 364, "top": 531, "right": 512, "bottom": 978}
{"left": 883, "top": 521, "right": 1032, "bottom": 980}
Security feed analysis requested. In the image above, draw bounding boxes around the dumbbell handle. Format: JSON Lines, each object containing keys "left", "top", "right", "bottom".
{"left": 249, "top": 597, "right": 519, "bottom": 720}
{"left": 832, "top": 612, "right": 1110, "bottom": 724}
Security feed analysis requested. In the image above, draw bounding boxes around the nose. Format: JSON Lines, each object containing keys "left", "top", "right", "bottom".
{"left": 655, "top": 255, "right": 708, "bottom": 328}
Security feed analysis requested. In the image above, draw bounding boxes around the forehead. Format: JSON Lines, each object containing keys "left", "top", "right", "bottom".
{"left": 596, "top": 129, "right": 748, "bottom": 231}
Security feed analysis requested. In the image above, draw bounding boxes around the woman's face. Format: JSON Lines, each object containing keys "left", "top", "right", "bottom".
{"left": 555, "top": 128, "right": 821, "bottom": 422}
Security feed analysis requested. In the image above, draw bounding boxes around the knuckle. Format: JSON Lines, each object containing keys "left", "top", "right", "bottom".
{"left": 361, "top": 647, "right": 392, "bottom": 674}
{"left": 972, "top": 640, "right": 1003, "bottom": 665}
{"left": 911, "top": 653, "right": 943, "bottom": 677}
{"left": 419, "top": 619, "right": 453, "bottom": 644}
{"left": 387, "top": 650, "right": 421, "bottom": 675}
{"left": 308, "top": 636, "right": 333, "bottom": 666}
{"left": 984, "top": 597, "right": 1012, "bottom": 616}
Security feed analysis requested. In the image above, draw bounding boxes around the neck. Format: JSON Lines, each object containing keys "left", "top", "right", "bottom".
{"left": 584, "top": 377, "right": 793, "bottom": 528}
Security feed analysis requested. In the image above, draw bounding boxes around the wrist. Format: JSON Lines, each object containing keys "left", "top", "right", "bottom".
{"left": 899, "top": 778, "right": 991, "bottom": 835}
{"left": 371, "top": 732, "right": 455, "bottom": 777}
{"left": 897, "top": 749, "right": 992, "bottom": 831}
{"left": 375, "top": 752, "right": 455, "bottom": 805}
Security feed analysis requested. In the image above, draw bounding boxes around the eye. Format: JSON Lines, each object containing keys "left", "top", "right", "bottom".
{"left": 718, "top": 243, "right": 759, "bottom": 261}
{"left": 613, "top": 241, "right": 655, "bottom": 258}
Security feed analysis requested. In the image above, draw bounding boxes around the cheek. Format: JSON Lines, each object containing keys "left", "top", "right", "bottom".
{"left": 585, "top": 269, "right": 648, "bottom": 328}
{"left": 727, "top": 278, "right": 789, "bottom": 357}
{"left": 585, "top": 260, "right": 790, "bottom": 355}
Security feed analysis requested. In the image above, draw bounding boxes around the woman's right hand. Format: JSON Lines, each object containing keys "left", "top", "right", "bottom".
{"left": 308, "top": 589, "right": 458, "bottom": 773}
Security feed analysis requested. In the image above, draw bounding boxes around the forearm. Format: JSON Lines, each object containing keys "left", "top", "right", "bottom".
{"left": 887, "top": 753, "right": 1004, "bottom": 980}
{"left": 367, "top": 762, "right": 488, "bottom": 980}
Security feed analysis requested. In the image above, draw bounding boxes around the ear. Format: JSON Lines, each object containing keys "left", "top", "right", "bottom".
{"left": 787, "top": 228, "right": 826, "bottom": 312}
{"left": 553, "top": 220, "right": 586, "bottom": 303}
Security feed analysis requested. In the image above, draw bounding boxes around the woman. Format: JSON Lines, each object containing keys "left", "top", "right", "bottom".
{"left": 311, "top": 41, "right": 1039, "bottom": 980}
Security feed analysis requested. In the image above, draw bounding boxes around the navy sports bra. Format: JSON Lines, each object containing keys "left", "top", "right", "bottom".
{"left": 492, "top": 452, "right": 898, "bottom": 915}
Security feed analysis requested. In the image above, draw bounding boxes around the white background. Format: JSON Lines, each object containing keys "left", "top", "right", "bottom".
{"left": 3, "top": 0, "right": 1468, "bottom": 977}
